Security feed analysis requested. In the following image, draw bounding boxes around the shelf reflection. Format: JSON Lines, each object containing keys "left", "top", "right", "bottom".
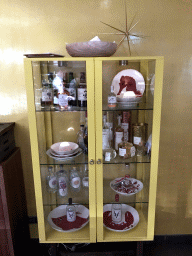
{"left": 103, "top": 155, "right": 151, "bottom": 164}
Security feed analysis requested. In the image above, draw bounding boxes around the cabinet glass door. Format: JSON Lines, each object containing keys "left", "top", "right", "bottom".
{"left": 25, "top": 58, "right": 96, "bottom": 243}
{"left": 95, "top": 57, "right": 163, "bottom": 242}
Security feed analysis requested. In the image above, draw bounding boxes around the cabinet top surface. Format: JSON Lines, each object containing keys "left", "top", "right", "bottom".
{"left": 23, "top": 56, "right": 164, "bottom": 62}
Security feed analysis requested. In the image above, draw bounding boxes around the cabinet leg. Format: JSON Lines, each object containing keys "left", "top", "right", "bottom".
{"left": 49, "top": 244, "right": 58, "bottom": 256}
{"left": 137, "top": 241, "right": 143, "bottom": 256}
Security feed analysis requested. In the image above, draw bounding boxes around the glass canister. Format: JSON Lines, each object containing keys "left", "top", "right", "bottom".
{"left": 132, "top": 123, "right": 148, "bottom": 155}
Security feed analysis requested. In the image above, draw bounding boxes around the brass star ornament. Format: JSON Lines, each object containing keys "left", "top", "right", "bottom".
{"left": 100, "top": 1, "right": 148, "bottom": 55}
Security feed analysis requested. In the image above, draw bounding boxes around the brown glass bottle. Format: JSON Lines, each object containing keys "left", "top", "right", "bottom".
{"left": 115, "top": 115, "right": 124, "bottom": 150}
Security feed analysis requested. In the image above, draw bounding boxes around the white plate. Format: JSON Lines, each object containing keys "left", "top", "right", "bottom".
{"left": 50, "top": 147, "right": 79, "bottom": 157}
{"left": 47, "top": 204, "right": 89, "bottom": 232}
{"left": 51, "top": 142, "right": 79, "bottom": 155}
{"left": 110, "top": 177, "right": 143, "bottom": 196}
{"left": 46, "top": 148, "right": 82, "bottom": 161}
{"left": 103, "top": 204, "right": 139, "bottom": 232}
{"left": 111, "top": 69, "right": 145, "bottom": 103}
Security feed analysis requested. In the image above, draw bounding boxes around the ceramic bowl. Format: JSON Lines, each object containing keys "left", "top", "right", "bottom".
{"left": 66, "top": 41, "right": 117, "bottom": 57}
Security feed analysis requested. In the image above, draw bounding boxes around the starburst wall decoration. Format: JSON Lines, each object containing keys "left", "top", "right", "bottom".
{"left": 99, "top": 0, "right": 148, "bottom": 55}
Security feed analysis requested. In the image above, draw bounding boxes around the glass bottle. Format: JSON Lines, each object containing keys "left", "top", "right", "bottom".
{"left": 106, "top": 112, "right": 113, "bottom": 148}
{"left": 83, "top": 111, "right": 88, "bottom": 152}
{"left": 69, "top": 166, "right": 81, "bottom": 193}
{"left": 111, "top": 194, "right": 122, "bottom": 223}
{"left": 108, "top": 85, "right": 116, "bottom": 108}
{"left": 46, "top": 166, "right": 57, "bottom": 193}
{"left": 67, "top": 72, "right": 77, "bottom": 107}
{"left": 102, "top": 114, "right": 110, "bottom": 150}
{"left": 56, "top": 165, "right": 68, "bottom": 197}
{"left": 82, "top": 164, "right": 89, "bottom": 188}
{"left": 66, "top": 198, "right": 76, "bottom": 222}
{"left": 103, "top": 114, "right": 116, "bottom": 161}
{"left": 52, "top": 73, "right": 62, "bottom": 109}
{"left": 115, "top": 115, "right": 124, "bottom": 151}
{"left": 78, "top": 72, "right": 87, "bottom": 108}
{"left": 77, "top": 124, "right": 87, "bottom": 153}
{"left": 58, "top": 72, "right": 70, "bottom": 110}
{"left": 41, "top": 79, "right": 53, "bottom": 110}
{"left": 121, "top": 111, "right": 131, "bottom": 142}
{"left": 122, "top": 163, "right": 130, "bottom": 177}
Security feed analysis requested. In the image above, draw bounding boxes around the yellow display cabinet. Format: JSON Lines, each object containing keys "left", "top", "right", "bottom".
{"left": 24, "top": 56, "right": 164, "bottom": 243}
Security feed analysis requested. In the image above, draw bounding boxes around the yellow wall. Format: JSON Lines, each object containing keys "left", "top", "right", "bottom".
{"left": 1, "top": 0, "right": 192, "bottom": 235}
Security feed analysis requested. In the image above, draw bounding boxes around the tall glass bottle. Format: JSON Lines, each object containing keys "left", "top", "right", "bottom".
{"left": 82, "top": 164, "right": 89, "bottom": 189}
{"left": 56, "top": 165, "right": 68, "bottom": 198}
{"left": 84, "top": 111, "right": 88, "bottom": 151}
{"left": 77, "top": 124, "right": 87, "bottom": 153}
{"left": 102, "top": 114, "right": 110, "bottom": 150}
{"left": 111, "top": 194, "right": 122, "bottom": 223}
{"left": 69, "top": 166, "right": 81, "bottom": 193}
{"left": 121, "top": 111, "right": 131, "bottom": 142}
{"left": 106, "top": 112, "right": 113, "bottom": 148}
{"left": 66, "top": 198, "right": 76, "bottom": 222}
{"left": 115, "top": 115, "right": 124, "bottom": 151}
{"left": 46, "top": 166, "right": 57, "bottom": 193}
{"left": 67, "top": 72, "right": 77, "bottom": 106}
{"left": 78, "top": 72, "right": 87, "bottom": 107}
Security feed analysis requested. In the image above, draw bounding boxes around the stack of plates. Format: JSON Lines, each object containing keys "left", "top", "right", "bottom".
{"left": 46, "top": 141, "right": 82, "bottom": 161}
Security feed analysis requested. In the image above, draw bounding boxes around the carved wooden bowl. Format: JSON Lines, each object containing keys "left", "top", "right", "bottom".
{"left": 66, "top": 41, "right": 117, "bottom": 57}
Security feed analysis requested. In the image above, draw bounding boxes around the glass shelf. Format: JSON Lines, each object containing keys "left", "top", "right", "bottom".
{"left": 36, "top": 106, "right": 87, "bottom": 112}
{"left": 40, "top": 153, "right": 88, "bottom": 165}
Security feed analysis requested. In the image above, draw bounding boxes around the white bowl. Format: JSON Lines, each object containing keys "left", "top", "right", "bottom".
{"left": 50, "top": 142, "right": 79, "bottom": 155}
{"left": 66, "top": 41, "right": 117, "bottom": 57}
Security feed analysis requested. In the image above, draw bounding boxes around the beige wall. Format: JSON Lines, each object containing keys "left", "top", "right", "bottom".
{"left": 1, "top": 0, "right": 192, "bottom": 235}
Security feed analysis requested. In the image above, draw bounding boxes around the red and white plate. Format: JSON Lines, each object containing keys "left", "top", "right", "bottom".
{"left": 111, "top": 69, "right": 145, "bottom": 105}
{"left": 48, "top": 204, "right": 89, "bottom": 232}
{"left": 110, "top": 177, "right": 143, "bottom": 196}
{"left": 103, "top": 204, "right": 139, "bottom": 232}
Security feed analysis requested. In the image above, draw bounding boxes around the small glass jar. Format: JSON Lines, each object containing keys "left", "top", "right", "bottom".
{"left": 132, "top": 123, "right": 148, "bottom": 155}
{"left": 118, "top": 141, "right": 135, "bottom": 159}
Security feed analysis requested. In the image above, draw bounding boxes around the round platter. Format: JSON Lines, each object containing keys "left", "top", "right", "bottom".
{"left": 110, "top": 177, "right": 143, "bottom": 196}
{"left": 103, "top": 204, "right": 139, "bottom": 232}
{"left": 47, "top": 204, "right": 89, "bottom": 232}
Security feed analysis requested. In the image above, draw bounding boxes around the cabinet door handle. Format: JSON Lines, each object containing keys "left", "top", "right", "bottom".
{"left": 90, "top": 159, "right": 94, "bottom": 165}
{"left": 97, "top": 159, "right": 102, "bottom": 164}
